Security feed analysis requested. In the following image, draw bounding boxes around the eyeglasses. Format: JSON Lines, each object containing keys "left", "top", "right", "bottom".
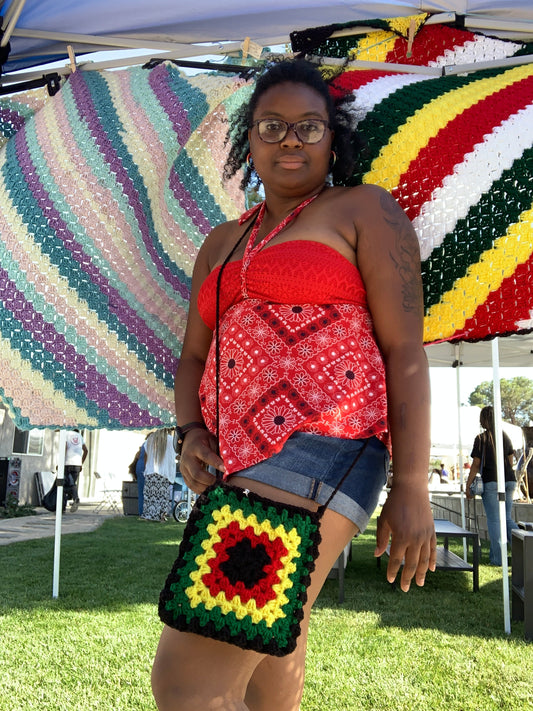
{"left": 253, "top": 118, "right": 330, "bottom": 144}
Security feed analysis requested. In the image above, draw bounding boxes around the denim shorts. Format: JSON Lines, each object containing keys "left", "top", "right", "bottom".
{"left": 232, "top": 432, "right": 389, "bottom": 533}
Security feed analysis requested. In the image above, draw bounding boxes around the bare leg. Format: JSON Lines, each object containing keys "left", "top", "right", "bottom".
{"left": 152, "top": 477, "right": 358, "bottom": 711}
{"left": 152, "top": 628, "right": 262, "bottom": 711}
{"left": 239, "top": 480, "right": 358, "bottom": 711}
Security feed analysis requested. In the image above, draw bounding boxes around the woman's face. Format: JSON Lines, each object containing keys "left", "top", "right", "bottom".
{"left": 248, "top": 82, "right": 333, "bottom": 196}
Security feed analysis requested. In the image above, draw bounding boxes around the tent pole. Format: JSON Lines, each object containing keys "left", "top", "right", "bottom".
{"left": 0, "top": 0, "right": 27, "bottom": 48}
{"left": 52, "top": 430, "right": 67, "bottom": 599}
{"left": 492, "top": 338, "right": 511, "bottom": 635}
{"left": 454, "top": 344, "right": 467, "bottom": 559}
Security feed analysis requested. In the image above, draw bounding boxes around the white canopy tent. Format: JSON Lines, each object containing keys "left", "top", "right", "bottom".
{"left": 427, "top": 335, "right": 533, "bottom": 634}
{"left": 1, "top": 1, "right": 533, "bottom": 84}
{"left": 1, "top": 1, "right": 532, "bottom": 630}
{"left": 427, "top": 333, "right": 533, "bottom": 369}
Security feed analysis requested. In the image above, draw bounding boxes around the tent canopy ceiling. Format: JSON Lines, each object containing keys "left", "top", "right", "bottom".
{"left": 2, "top": 1, "right": 533, "bottom": 75}
{"left": 426, "top": 334, "right": 533, "bottom": 369}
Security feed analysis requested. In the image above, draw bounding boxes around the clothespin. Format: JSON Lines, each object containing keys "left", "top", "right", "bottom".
{"left": 240, "top": 37, "right": 263, "bottom": 61}
{"left": 67, "top": 45, "right": 77, "bottom": 73}
{"left": 406, "top": 19, "right": 416, "bottom": 58}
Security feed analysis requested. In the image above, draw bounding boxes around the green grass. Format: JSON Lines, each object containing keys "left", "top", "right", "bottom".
{"left": 0, "top": 514, "right": 531, "bottom": 710}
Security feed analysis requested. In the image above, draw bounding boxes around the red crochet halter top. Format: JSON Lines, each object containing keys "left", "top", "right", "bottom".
{"left": 197, "top": 202, "right": 389, "bottom": 475}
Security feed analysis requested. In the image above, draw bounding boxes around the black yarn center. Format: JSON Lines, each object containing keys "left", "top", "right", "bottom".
{"left": 220, "top": 539, "right": 271, "bottom": 589}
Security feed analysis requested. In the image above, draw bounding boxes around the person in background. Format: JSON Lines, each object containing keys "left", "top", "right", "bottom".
{"left": 129, "top": 435, "right": 149, "bottom": 515}
{"left": 141, "top": 429, "right": 176, "bottom": 521}
{"left": 466, "top": 405, "right": 519, "bottom": 565}
{"left": 429, "top": 468, "right": 441, "bottom": 486}
{"left": 152, "top": 59, "right": 435, "bottom": 711}
{"left": 135, "top": 439, "right": 147, "bottom": 516}
{"left": 64, "top": 428, "right": 88, "bottom": 513}
{"left": 439, "top": 462, "right": 450, "bottom": 484}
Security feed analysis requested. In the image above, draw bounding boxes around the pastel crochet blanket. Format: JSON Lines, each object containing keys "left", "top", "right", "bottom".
{"left": 0, "top": 21, "right": 531, "bottom": 429}
{"left": 0, "top": 63, "right": 247, "bottom": 429}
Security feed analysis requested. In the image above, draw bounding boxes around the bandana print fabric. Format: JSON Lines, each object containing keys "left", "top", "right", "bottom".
{"left": 200, "top": 298, "right": 388, "bottom": 474}
{"left": 158, "top": 481, "right": 321, "bottom": 656}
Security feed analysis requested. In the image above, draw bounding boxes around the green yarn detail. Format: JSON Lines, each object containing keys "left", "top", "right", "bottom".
{"left": 80, "top": 71, "right": 186, "bottom": 285}
{"left": 0, "top": 300, "right": 120, "bottom": 425}
{"left": 159, "top": 483, "right": 321, "bottom": 655}
{"left": 172, "top": 148, "right": 227, "bottom": 230}
{"left": 422, "top": 145, "right": 533, "bottom": 309}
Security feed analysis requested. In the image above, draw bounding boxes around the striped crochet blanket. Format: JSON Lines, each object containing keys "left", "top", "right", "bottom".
{"left": 0, "top": 63, "right": 248, "bottom": 429}
{"left": 0, "top": 19, "right": 532, "bottom": 429}
{"left": 296, "top": 17, "right": 533, "bottom": 346}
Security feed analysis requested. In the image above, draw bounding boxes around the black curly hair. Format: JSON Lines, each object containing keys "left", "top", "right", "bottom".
{"left": 223, "top": 58, "right": 364, "bottom": 191}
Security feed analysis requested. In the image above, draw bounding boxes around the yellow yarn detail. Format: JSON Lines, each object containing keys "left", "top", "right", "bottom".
{"left": 0, "top": 340, "right": 99, "bottom": 427}
{"left": 348, "top": 30, "right": 397, "bottom": 63}
{"left": 388, "top": 13, "right": 428, "bottom": 39}
{"left": 364, "top": 63, "right": 533, "bottom": 191}
{"left": 186, "top": 128, "right": 242, "bottom": 221}
{"left": 186, "top": 506, "right": 303, "bottom": 627}
{"left": 424, "top": 203, "right": 533, "bottom": 342}
{"left": 46, "top": 92, "right": 193, "bottom": 320}
{"left": 1, "top": 221, "right": 172, "bottom": 415}
{"left": 107, "top": 75, "right": 198, "bottom": 277}
{"left": 0, "top": 145, "right": 160, "bottom": 423}
{"left": 188, "top": 71, "right": 242, "bottom": 113}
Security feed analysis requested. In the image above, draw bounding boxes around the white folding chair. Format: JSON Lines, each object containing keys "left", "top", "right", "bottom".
{"left": 93, "top": 471, "right": 121, "bottom": 514}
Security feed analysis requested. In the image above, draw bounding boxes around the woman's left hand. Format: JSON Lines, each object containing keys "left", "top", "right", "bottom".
{"left": 375, "top": 482, "right": 437, "bottom": 592}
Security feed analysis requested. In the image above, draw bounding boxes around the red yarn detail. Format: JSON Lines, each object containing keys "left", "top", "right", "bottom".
{"left": 458, "top": 254, "right": 533, "bottom": 341}
{"left": 384, "top": 25, "right": 479, "bottom": 66}
{"left": 393, "top": 75, "right": 533, "bottom": 221}
{"left": 329, "top": 69, "right": 394, "bottom": 101}
{"left": 202, "top": 521, "right": 288, "bottom": 606}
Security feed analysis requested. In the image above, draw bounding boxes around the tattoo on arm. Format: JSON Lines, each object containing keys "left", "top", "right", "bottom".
{"left": 380, "top": 192, "right": 423, "bottom": 316}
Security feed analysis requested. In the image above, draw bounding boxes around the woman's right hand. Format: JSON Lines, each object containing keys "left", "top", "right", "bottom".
{"left": 179, "top": 428, "right": 225, "bottom": 493}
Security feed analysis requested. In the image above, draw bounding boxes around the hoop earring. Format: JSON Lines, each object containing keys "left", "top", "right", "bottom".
{"left": 330, "top": 151, "right": 337, "bottom": 168}
{"left": 246, "top": 153, "right": 253, "bottom": 169}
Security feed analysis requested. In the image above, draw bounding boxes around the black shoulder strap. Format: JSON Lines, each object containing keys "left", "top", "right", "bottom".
{"left": 215, "top": 216, "right": 258, "bottom": 454}
{"left": 318, "top": 438, "right": 370, "bottom": 518}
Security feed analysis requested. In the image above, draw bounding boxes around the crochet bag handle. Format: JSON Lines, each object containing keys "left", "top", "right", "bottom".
{"left": 215, "top": 214, "right": 258, "bottom": 455}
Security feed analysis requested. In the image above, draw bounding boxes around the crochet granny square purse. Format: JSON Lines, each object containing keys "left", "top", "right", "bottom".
{"left": 158, "top": 480, "right": 322, "bottom": 655}
{"left": 158, "top": 438, "right": 368, "bottom": 656}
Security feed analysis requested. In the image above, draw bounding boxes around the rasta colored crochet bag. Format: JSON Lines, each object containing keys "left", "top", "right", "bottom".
{"left": 158, "top": 480, "right": 322, "bottom": 655}
{"left": 158, "top": 440, "right": 368, "bottom": 656}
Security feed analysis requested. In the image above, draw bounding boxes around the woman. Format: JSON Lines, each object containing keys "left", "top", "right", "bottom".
{"left": 466, "top": 406, "right": 518, "bottom": 565}
{"left": 152, "top": 59, "right": 436, "bottom": 711}
{"left": 142, "top": 429, "right": 175, "bottom": 521}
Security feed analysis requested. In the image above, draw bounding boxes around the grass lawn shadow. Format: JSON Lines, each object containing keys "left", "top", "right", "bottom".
{"left": 315, "top": 520, "right": 525, "bottom": 642}
{"left": 0, "top": 516, "right": 184, "bottom": 612}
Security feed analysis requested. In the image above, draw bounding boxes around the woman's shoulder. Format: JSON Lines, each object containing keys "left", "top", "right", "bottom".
{"left": 196, "top": 219, "right": 241, "bottom": 271}
{"left": 201, "top": 219, "right": 240, "bottom": 249}
{"left": 326, "top": 184, "right": 407, "bottom": 222}
{"left": 327, "top": 183, "right": 388, "bottom": 203}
